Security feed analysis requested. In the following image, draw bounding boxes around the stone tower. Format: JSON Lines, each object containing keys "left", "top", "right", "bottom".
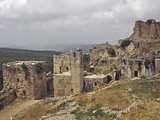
{"left": 53, "top": 49, "right": 84, "bottom": 97}
{"left": 70, "top": 49, "right": 83, "bottom": 94}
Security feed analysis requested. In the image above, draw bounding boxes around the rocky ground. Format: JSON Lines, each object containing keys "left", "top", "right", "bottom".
{"left": 0, "top": 75, "right": 160, "bottom": 120}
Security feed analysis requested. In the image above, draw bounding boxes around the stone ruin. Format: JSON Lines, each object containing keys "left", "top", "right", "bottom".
{"left": 53, "top": 47, "right": 124, "bottom": 95}
{"left": 53, "top": 49, "right": 84, "bottom": 97}
{"left": 119, "top": 19, "right": 160, "bottom": 57}
{"left": 0, "top": 61, "right": 53, "bottom": 109}
{"left": 121, "top": 58, "right": 157, "bottom": 79}
{"left": 131, "top": 19, "right": 160, "bottom": 41}
{"left": 1, "top": 19, "right": 160, "bottom": 108}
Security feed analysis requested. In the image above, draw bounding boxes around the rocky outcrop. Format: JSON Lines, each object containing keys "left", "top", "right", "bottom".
{"left": 131, "top": 19, "right": 160, "bottom": 41}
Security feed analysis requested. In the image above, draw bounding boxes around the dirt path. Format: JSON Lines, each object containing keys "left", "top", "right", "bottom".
{"left": 0, "top": 100, "right": 39, "bottom": 120}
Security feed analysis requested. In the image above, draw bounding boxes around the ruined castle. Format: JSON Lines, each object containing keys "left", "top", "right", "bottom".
{"left": 1, "top": 19, "right": 160, "bottom": 108}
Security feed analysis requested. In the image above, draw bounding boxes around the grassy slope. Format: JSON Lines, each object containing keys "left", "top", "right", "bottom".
{"left": 74, "top": 78, "right": 160, "bottom": 120}
{"left": 2, "top": 77, "right": 160, "bottom": 120}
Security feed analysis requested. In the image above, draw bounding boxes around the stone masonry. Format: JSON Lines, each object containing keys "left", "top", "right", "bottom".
{"left": 53, "top": 49, "right": 83, "bottom": 97}
{"left": 2, "top": 61, "right": 50, "bottom": 100}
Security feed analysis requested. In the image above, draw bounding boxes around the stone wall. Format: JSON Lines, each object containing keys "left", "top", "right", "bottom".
{"left": 53, "top": 49, "right": 84, "bottom": 97}
{"left": 122, "top": 58, "right": 156, "bottom": 79}
{"left": 53, "top": 54, "right": 71, "bottom": 74}
{"left": 89, "top": 43, "right": 119, "bottom": 74}
{"left": 2, "top": 61, "right": 50, "bottom": 100}
{"left": 54, "top": 73, "right": 71, "bottom": 97}
{"left": 90, "top": 43, "right": 117, "bottom": 66}
{"left": 131, "top": 19, "right": 160, "bottom": 41}
{"left": 83, "top": 74, "right": 112, "bottom": 92}
{"left": 70, "top": 50, "right": 83, "bottom": 94}
{"left": 155, "top": 59, "right": 160, "bottom": 74}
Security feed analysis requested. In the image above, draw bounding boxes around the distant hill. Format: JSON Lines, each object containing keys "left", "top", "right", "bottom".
{"left": 0, "top": 48, "right": 61, "bottom": 90}
{"left": 0, "top": 48, "right": 61, "bottom": 64}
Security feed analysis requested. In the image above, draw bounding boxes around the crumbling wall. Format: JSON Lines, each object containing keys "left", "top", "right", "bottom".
{"left": 53, "top": 54, "right": 71, "bottom": 74}
{"left": 2, "top": 61, "right": 50, "bottom": 100}
{"left": 122, "top": 58, "right": 156, "bottom": 79}
{"left": 132, "top": 19, "right": 160, "bottom": 41}
{"left": 53, "top": 50, "right": 84, "bottom": 97}
{"left": 83, "top": 74, "right": 112, "bottom": 92}
{"left": 89, "top": 43, "right": 119, "bottom": 74}
{"left": 54, "top": 74, "right": 71, "bottom": 97}
{"left": 83, "top": 53, "right": 90, "bottom": 72}
{"left": 90, "top": 43, "right": 115, "bottom": 65}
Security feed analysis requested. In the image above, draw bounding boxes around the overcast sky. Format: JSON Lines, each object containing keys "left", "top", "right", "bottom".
{"left": 0, "top": 0, "right": 160, "bottom": 50}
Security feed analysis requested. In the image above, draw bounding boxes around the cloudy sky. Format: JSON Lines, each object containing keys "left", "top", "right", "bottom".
{"left": 0, "top": 0, "right": 159, "bottom": 50}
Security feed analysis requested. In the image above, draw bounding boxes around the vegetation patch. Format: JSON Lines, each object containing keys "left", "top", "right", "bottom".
{"left": 73, "top": 104, "right": 116, "bottom": 120}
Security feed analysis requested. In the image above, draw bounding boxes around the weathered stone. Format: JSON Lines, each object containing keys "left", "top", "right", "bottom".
{"left": 131, "top": 19, "right": 160, "bottom": 41}
{"left": 2, "top": 61, "right": 51, "bottom": 100}
{"left": 53, "top": 49, "right": 83, "bottom": 97}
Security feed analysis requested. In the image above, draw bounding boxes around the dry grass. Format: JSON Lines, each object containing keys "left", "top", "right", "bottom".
{"left": 75, "top": 81, "right": 132, "bottom": 110}
{"left": 14, "top": 102, "right": 58, "bottom": 120}
{"left": 122, "top": 101, "right": 160, "bottom": 120}
{"left": 2, "top": 78, "right": 160, "bottom": 120}
{"left": 74, "top": 79, "right": 160, "bottom": 120}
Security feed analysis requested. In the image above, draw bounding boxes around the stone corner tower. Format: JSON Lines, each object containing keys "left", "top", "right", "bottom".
{"left": 70, "top": 49, "right": 83, "bottom": 94}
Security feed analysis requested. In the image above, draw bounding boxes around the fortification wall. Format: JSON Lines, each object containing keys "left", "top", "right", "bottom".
{"left": 132, "top": 19, "right": 160, "bottom": 41}
{"left": 54, "top": 74, "right": 71, "bottom": 97}
{"left": 53, "top": 54, "right": 71, "bottom": 74}
{"left": 53, "top": 50, "right": 84, "bottom": 97}
{"left": 2, "top": 61, "right": 49, "bottom": 100}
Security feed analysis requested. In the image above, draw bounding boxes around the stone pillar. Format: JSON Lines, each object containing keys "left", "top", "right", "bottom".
{"left": 71, "top": 49, "right": 83, "bottom": 94}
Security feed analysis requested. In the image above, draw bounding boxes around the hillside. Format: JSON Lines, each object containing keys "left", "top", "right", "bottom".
{"left": 0, "top": 48, "right": 61, "bottom": 64}
{"left": 1, "top": 76, "right": 160, "bottom": 120}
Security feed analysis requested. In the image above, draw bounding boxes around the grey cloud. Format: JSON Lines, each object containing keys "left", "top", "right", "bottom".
{"left": 0, "top": 0, "right": 160, "bottom": 50}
